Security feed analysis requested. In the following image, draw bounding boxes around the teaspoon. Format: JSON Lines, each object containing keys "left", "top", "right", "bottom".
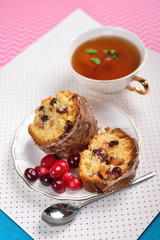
{"left": 41, "top": 172, "right": 155, "bottom": 226}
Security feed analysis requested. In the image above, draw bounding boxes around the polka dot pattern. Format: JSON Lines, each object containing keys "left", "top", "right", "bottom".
{"left": 0, "top": 10, "right": 159, "bottom": 240}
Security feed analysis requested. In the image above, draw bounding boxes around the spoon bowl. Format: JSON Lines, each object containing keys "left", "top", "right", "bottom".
{"left": 42, "top": 203, "right": 79, "bottom": 226}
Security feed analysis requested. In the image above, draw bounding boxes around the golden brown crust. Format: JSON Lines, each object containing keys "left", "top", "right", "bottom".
{"left": 28, "top": 90, "right": 98, "bottom": 158}
{"left": 80, "top": 157, "right": 139, "bottom": 193}
{"left": 79, "top": 127, "right": 139, "bottom": 193}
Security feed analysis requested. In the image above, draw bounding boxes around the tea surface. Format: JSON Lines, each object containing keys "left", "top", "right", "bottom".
{"left": 71, "top": 36, "right": 141, "bottom": 80}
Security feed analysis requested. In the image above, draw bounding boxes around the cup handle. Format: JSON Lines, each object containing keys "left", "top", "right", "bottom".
{"left": 126, "top": 76, "right": 149, "bottom": 95}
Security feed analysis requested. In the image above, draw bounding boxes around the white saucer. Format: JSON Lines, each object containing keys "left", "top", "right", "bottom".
{"left": 11, "top": 96, "right": 140, "bottom": 201}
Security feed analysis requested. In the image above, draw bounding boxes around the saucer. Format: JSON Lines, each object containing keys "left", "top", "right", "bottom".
{"left": 11, "top": 96, "right": 140, "bottom": 200}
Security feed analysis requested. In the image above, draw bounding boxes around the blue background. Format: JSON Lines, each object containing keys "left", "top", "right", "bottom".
{"left": 0, "top": 210, "right": 159, "bottom": 240}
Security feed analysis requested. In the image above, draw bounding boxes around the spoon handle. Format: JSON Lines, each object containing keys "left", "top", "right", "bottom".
{"left": 77, "top": 172, "right": 156, "bottom": 209}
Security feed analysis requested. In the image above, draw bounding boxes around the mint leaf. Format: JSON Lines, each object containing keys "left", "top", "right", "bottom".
{"left": 104, "top": 49, "right": 120, "bottom": 60}
{"left": 86, "top": 49, "right": 97, "bottom": 55}
{"left": 110, "top": 49, "right": 116, "bottom": 54}
{"left": 112, "top": 54, "right": 116, "bottom": 59}
{"left": 116, "top": 53, "right": 120, "bottom": 60}
{"left": 91, "top": 58, "right": 101, "bottom": 65}
{"left": 112, "top": 53, "right": 120, "bottom": 59}
{"left": 103, "top": 49, "right": 109, "bottom": 53}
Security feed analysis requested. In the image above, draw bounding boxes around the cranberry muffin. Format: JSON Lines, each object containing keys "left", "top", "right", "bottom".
{"left": 79, "top": 127, "right": 139, "bottom": 193}
{"left": 28, "top": 90, "right": 98, "bottom": 158}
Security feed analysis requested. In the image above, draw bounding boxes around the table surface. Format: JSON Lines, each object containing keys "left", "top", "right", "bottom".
{"left": 0, "top": 0, "right": 160, "bottom": 239}
{"left": 0, "top": 210, "right": 159, "bottom": 240}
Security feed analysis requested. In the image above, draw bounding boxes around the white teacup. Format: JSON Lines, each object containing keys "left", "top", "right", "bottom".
{"left": 66, "top": 27, "right": 149, "bottom": 94}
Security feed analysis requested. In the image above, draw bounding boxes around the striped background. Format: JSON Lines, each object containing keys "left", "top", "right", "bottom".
{"left": 0, "top": 0, "right": 160, "bottom": 68}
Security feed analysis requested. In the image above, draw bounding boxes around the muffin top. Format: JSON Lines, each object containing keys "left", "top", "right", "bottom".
{"left": 79, "top": 127, "right": 138, "bottom": 181}
{"left": 28, "top": 91, "right": 79, "bottom": 144}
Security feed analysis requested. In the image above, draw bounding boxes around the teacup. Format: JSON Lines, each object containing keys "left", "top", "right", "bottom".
{"left": 66, "top": 27, "right": 149, "bottom": 94}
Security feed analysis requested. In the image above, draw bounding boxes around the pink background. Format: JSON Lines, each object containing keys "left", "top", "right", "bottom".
{"left": 0, "top": 0, "right": 160, "bottom": 68}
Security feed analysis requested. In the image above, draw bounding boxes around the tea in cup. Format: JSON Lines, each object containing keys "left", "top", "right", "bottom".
{"left": 66, "top": 27, "right": 149, "bottom": 94}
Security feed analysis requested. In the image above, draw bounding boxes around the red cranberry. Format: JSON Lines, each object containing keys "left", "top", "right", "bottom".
{"left": 61, "top": 172, "right": 74, "bottom": 184}
{"left": 67, "top": 154, "right": 80, "bottom": 168}
{"left": 100, "top": 154, "right": 109, "bottom": 164}
{"left": 92, "top": 148, "right": 102, "bottom": 156}
{"left": 24, "top": 168, "right": 38, "bottom": 182}
{"left": 56, "top": 107, "right": 67, "bottom": 114}
{"left": 40, "top": 174, "right": 53, "bottom": 186}
{"left": 53, "top": 160, "right": 69, "bottom": 173}
{"left": 97, "top": 171, "right": 103, "bottom": 179}
{"left": 68, "top": 178, "right": 82, "bottom": 191}
{"left": 49, "top": 165, "right": 64, "bottom": 180}
{"left": 41, "top": 115, "right": 49, "bottom": 122}
{"left": 112, "top": 167, "right": 121, "bottom": 177}
{"left": 41, "top": 154, "right": 56, "bottom": 169}
{"left": 39, "top": 106, "right": 44, "bottom": 111}
{"left": 106, "top": 168, "right": 112, "bottom": 175}
{"left": 51, "top": 179, "right": 66, "bottom": 193}
{"left": 50, "top": 98, "right": 57, "bottom": 106}
{"left": 109, "top": 140, "right": 119, "bottom": 147}
{"left": 35, "top": 166, "right": 49, "bottom": 177}
{"left": 93, "top": 149, "right": 109, "bottom": 164}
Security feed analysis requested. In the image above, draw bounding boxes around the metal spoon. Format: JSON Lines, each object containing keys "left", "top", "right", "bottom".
{"left": 41, "top": 172, "right": 155, "bottom": 226}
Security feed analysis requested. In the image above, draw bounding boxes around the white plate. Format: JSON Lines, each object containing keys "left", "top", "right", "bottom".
{"left": 11, "top": 96, "right": 140, "bottom": 201}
